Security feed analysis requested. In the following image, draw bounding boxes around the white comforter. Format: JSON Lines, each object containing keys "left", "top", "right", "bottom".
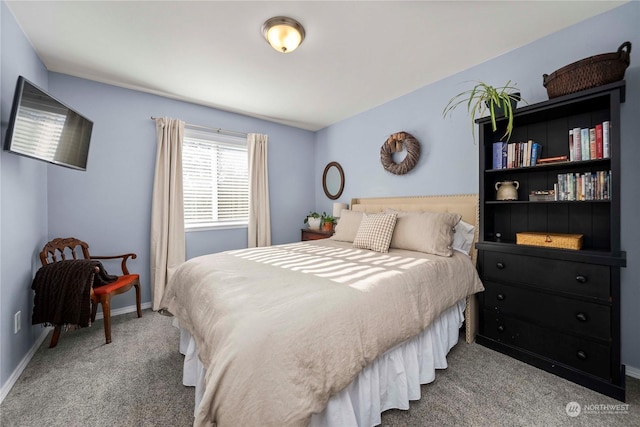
{"left": 161, "top": 239, "right": 484, "bottom": 427}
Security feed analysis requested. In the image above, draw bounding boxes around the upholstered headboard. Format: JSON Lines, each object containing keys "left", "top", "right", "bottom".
{"left": 349, "top": 194, "right": 480, "bottom": 343}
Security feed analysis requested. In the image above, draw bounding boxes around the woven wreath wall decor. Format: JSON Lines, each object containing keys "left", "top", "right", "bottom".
{"left": 380, "top": 131, "right": 421, "bottom": 175}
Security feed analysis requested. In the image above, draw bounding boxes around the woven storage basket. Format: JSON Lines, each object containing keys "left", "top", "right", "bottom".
{"left": 543, "top": 41, "right": 631, "bottom": 99}
{"left": 516, "top": 232, "right": 583, "bottom": 250}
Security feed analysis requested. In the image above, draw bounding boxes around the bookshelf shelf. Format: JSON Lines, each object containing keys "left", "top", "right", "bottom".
{"left": 485, "top": 200, "right": 611, "bottom": 205}
{"left": 475, "top": 82, "right": 626, "bottom": 401}
{"left": 486, "top": 158, "right": 610, "bottom": 173}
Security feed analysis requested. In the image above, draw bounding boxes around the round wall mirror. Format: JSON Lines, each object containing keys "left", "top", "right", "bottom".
{"left": 322, "top": 161, "right": 344, "bottom": 200}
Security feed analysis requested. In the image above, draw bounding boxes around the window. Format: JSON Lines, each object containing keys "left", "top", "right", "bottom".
{"left": 182, "top": 126, "right": 248, "bottom": 229}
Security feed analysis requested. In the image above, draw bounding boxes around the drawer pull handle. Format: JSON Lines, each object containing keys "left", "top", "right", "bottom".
{"left": 576, "top": 350, "right": 588, "bottom": 360}
{"left": 497, "top": 293, "right": 505, "bottom": 301}
{"left": 576, "top": 312, "right": 588, "bottom": 322}
{"left": 496, "top": 262, "right": 505, "bottom": 270}
{"left": 497, "top": 325, "right": 505, "bottom": 332}
{"left": 576, "top": 275, "right": 588, "bottom": 283}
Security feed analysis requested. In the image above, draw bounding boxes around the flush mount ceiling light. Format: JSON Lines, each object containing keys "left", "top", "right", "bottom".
{"left": 262, "top": 16, "right": 305, "bottom": 53}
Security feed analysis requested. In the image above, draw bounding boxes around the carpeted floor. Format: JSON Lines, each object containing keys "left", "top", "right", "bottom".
{"left": 1, "top": 310, "right": 638, "bottom": 426}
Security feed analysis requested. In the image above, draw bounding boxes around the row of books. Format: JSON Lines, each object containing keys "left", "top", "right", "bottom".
{"left": 492, "top": 140, "right": 541, "bottom": 169}
{"left": 569, "top": 122, "right": 610, "bottom": 162}
{"left": 555, "top": 170, "right": 611, "bottom": 201}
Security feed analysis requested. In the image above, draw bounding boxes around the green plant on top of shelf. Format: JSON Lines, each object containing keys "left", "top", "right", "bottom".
{"left": 443, "top": 80, "right": 525, "bottom": 143}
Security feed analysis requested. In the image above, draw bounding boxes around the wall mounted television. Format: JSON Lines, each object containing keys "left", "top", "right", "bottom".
{"left": 3, "top": 76, "right": 93, "bottom": 171}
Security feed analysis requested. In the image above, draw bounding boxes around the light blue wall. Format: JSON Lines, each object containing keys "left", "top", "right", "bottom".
{"left": 0, "top": 1, "right": 50, "bottom": 391}
{"left": 315, "top": 2, "right": 640, "bottom": 370}
{"left": 46, "top": 73, "right": 316, "bottom": 306}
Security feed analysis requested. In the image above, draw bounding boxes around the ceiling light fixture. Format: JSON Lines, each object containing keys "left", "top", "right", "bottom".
{"left": 262, "top": 16, "right": 305, "bottom": 54}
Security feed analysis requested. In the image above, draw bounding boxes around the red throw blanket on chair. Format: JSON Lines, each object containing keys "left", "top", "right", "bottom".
{"left": 31, "top": 260, "right": 117, "bottom": 328}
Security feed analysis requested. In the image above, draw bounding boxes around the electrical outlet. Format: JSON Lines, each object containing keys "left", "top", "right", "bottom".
{"left": 15, "top": 311, "right": 21, "bottom": 334}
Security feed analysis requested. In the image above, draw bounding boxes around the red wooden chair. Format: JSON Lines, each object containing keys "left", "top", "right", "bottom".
{"left": 39, "top": 237, "right": 142, "bottom": 347}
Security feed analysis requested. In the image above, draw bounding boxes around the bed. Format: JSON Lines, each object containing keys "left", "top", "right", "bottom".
{"left": 161, "top": 194, "right": 484, "bottom": 426}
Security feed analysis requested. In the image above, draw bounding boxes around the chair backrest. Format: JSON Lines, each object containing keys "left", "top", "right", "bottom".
{"left": 40, "top": 237, "right": 91, "bottom": 266}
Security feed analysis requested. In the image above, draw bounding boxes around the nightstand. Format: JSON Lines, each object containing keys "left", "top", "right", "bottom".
{"left": 301, "top": 228, "right": 333, "bottom": 241}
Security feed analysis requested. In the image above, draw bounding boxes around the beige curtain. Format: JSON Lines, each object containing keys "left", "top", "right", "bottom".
{"left": 150, "top": 117, "right": 186, "bottom": 310}
{"left": 248, "top": 133, "right": 271, "bottom": 247}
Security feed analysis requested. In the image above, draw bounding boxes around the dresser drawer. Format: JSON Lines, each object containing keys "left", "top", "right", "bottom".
{"left": 482, "top": 251, "right": 611, "bottom": 300}
{"left": 482, "top": 309, "right": 611, "bottom": 380}
{"left": 482, "top": 281, "right": 611, "bottom": 341}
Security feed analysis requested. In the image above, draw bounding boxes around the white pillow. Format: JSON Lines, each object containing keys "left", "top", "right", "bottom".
{"left": 453, "top": 220, "right": 476, "bottom": 255}
{"left": 330, "top": 210, "right": 364, "bottom": 243}
{"left": 352, "top": 213, "right": 398, "bottom": 253}
{"left": 387, "top": 210, "right": 461, "bottom": 256}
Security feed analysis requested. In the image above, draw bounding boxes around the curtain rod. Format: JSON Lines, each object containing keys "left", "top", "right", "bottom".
{"left": 150, "top": 116, "right": 247, "bottom": 137}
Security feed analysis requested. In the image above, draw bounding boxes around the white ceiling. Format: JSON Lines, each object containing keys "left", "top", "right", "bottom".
{"left": 6, "top": 1, "right": 626, "bottom": 131}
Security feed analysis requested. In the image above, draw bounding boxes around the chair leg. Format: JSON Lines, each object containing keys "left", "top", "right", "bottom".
{"left": 91, "top": 299, "right": 99, "bottom": 323}
{"left": 135, "top": 282, "right": 142, "bottom": 318}
{"left": 101, "top": 295, "right": 112, "bottom": 344}
{"left": 49, "top": 325, "right": 62, "bottom": 348}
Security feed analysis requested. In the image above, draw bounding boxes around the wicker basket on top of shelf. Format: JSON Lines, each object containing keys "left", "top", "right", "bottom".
{"left": 543, "top": 41, "right": 631, "bottom": 99}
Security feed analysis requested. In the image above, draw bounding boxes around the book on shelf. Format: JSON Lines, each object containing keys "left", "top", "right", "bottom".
{"left": 556, "top": 170, "right": 611, "bottom": 201}
{"left": 531, "top": 142, "right": 541, "bottom": 166}
{"left": 503, "top": 140, "right": 541, "bottom": 168}
{"left": 603, "top": 121, "right": 610, "bottom": 158}
{"left": 569, "top": 122, "right": 610, "bottom": 161}
{"left": 492, "top": 142, "right": 504, "bottom": 169}
{"left": 510, "top": 142, "right": 517, "bottom": 168}
{"left": 537, "top": 155, "right": 568, "bottom": 164}
{"left": 581, "top": 128, "right": 590, "bottom": 161}
{"left": 595, "top": 123, "right": 603, "bottom": 159}
{"left": 510, "top": 143, "right": 517, "bottom": 168}
{"left": 569, "top": 130, "right": 574, "bottom": 162}
{"left": 589, "top": 128, "right": 597, "bottom": 160}
{"left": 573, "top": 127, "right": 582, "bottom": 161}
{"left": 529, "top": 190, "right": 555, "bottom": 202}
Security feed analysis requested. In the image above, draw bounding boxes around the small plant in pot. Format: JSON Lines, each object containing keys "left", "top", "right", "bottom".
{"left": 304, "top": 211, "right": 322, "bottom": 230}
{"left": 321, "top": 213, "right": 336, "bottom": 232}
{"left": 442, "top": 80, "right": 524, "bottom": 142}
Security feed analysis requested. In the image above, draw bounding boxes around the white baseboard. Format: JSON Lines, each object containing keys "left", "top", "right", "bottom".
{"left": 626, "top": 364, "right": 640, "bottom": 380}
{"left": 94, "top": 301, "right": 152, "bottom": 320}
{"left": 0, "top": 326, "right": 51, "bottom": 404}
{"left": 0, "top": 302, "right": 152, "bottom": 405}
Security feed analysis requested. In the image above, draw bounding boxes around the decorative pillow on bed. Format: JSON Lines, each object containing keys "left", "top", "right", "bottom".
{"left": 352, "top": 212, "right": 398, "bottom": 253}
{"left": 386, "top": 210, "right": 461, "bottom": 256}
{"left": 330, "top": 210, "right": 364, "bottom": 242}
{"left": 453, "top": 220, "right": 476, "bottom": 255}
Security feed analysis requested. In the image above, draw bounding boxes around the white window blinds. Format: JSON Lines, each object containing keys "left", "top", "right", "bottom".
{"left": 182, "top": 127, "right": 248, "bottom": 228}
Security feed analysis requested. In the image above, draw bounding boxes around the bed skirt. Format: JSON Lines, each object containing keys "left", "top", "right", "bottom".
{"left": 178, "top": 299, "right": 465, "bottom": 427}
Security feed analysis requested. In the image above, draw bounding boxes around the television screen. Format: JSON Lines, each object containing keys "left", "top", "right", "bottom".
{"left": 4, "top": 76, "right": 93, "bottom": 171}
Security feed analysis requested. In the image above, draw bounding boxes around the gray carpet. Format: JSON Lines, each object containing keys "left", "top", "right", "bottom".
{"left": 1, "top": 310, "right": 638, "bottom": 426}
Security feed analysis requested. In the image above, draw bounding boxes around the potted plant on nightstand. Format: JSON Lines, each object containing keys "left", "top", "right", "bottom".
{"left": 442, "top": 80, "right": 524, "bottom": 142}
{"left": 321, "top": 213, "right": 336, "bottom": 232}
{"left": 304, "top": 211, "right": 322, "bottom": 230}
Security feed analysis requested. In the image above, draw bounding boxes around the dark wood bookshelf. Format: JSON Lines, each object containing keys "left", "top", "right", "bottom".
{"left": 475, "top": 81, "right": 626, "bottom": 401}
